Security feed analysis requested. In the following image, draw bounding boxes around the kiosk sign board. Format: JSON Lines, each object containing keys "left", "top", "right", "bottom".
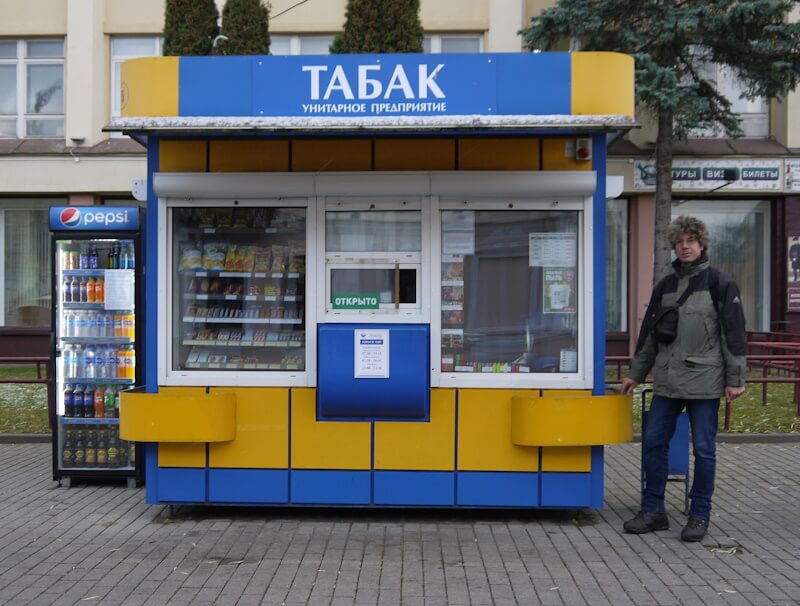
{"left": 633, "top": 159, "right": 782, "bottom": 190}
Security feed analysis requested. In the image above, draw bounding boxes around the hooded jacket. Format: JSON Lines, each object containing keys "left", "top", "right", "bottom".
{"left": 629, "top": 254, "right": 746, "bottom": 399}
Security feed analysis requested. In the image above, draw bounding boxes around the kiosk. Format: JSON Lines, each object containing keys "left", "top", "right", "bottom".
{"left": 113, "top": 51, "right": 635, "bottom": 508}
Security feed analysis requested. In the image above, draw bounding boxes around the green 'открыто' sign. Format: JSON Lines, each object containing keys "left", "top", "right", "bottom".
{"left": 332, "top": 293, "right": 380, "bottom": 309}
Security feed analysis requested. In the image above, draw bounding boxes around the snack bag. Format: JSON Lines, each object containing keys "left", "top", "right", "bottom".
{"left": 242, "top": 246, "right": 256, "bottom": 272}
{"left": 224, "top": 244, "right": 239, "bottom": 271}
{"left": 202, "top": 242, "right": 227, "bottom": 270}
{"left": 179, "top": 244, "right": 203, "bottom": 270}
{"left": 253, "top": 247, "right": 271, "bottom": 272}
{"left": 270, "top": 245, "right": 287, "bottom": 272}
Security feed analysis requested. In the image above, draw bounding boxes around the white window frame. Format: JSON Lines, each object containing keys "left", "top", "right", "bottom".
{"left": 318, "top": 197, "right": 430, "bottom": 324}
{"left": 431, "top": 196, "right": 592, "bottom": 390}
{"left": 0, "top": 39, "right": 64, "bottom": 139}
{"left": 270, "top": 35, "right": 334, "bottom": 55}
{"left": 423, "top": 34, "right": 484, "bottom": 54}
{"left": 160, "top": 196, "right": 316, "bottom": 387}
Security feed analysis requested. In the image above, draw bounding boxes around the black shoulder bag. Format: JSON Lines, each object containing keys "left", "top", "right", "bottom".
{"left": 652, "top": 282, "right": 695, "bottom": 345}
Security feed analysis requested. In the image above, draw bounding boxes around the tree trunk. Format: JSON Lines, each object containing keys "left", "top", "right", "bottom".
{"left": 653, "top": 107, "right": 674, "bottom": 284}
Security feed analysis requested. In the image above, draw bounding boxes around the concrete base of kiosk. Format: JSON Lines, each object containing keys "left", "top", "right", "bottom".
{"left": 122, "top": 387, "right": 631, "bottom": 508}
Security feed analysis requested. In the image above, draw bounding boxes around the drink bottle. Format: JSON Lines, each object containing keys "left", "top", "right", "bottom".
{"left": 108, "top": 243, "right": 116, "bottom": 269}
{"left": 114, "top": 388, "right": 121, "bottom": 417}
{"left": 103, "top": 311, "right": 113, "bottom": 337}
{"left": 96, "top": 430, "right": 108, "bottom": 467}
{"left": 121, "top": 345, "right": 135, "bottom": 379}
{"left": 124, "top": 313, "right": 135, "bottom": 339}
{"left": 79, "top": 245, "right": 88, "bottom": 269}
{"left": 86, "top": 277, "right": 95, "bottom": 303}
{"left": 63, "top": 345, "right": 74, "bottom": 377}
{"left": 89, "top": 244, "right": 99, "bottom": 269}
{"left": 95, "top": 278, "right": 105, "bottom": 304}
{"left": 63, "top": 277, "right": 72, "bottom": 302}
{"left": 78, "top": 277, "right": 87, "bottom": 303}
{"left": 92, "top": 311, "right": 103, "bottom": 337}
{"left": 63, "top": 383, "right": 74, "bottom": 417}
{"left": 105, "top": 386, "right": 116, "bottom": 418}
{"left": 63, "top": 312, "right": 75, "bottom": 338}
{"left": 83, "top": 385, "right": 94, "bottom": 418}
{"left": 70, "top": 277, "right": 79, "bottom": 302}
{"left": 95, "top": 345, "right": 107, "bottom": 379}
{"left": 73, "top": 384, "right": 85, "bottom": 418}
{"left": 61, "top": 430, "right": 75, "bottom": 467}
{"left": 126, "top": 242, "right": 135, "bottom": 269}
{"left": 74, "top": 430, "right": 86, "bottom": 466}
{"left": 94, "top": 385, "right": 105, "bottom": 418}
{"left": 73, "top": 345, "right": 84, "bottom": 377}
{"left": 85, "top": 428, "right": 97, "bottom": 467}
{"left": 107, "top": 430, "right": 119, "bottom": 468}
{"left": 114, "top": 313, "right": 124, "bottom": 337}
{"left": 84, "top": 345, "right": 96, "bottom": 379}
{"left": 105, "top": 345, "right": 117, "bottom": 379}
{"left": 119, "top": 243, "right": 129, "bottom": 269}
{"left": 75, "top": 311, "right": 87, "bottom": 337}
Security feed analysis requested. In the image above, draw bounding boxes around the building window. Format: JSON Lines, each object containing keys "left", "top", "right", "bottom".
{"left": 270, "top": 35, "right": 334, "bottom": 55}
{"left": 111, "top": 36, "right": 163, "bottom": 119}
{"left": 672, "top": 199, "right": 769, "bottom": 330}
{"left": 1, "top": 201, "right": 59, "bottom": 327}
{"left": 440, "top": 209, "right": 579, "bottom": 374}
{"left": 688, "top": 53, "right": 768, "bottom": 138}
{"left": 606, "top": 198, "right": 628, "bottom": 332}
{"left": 423, "top": 34, "right": 483, "bottom": 54}
{"left": 0, "top": 39, "right": 64, "bottom": 138}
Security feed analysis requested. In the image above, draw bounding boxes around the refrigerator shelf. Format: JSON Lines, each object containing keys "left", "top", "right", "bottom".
{"left": 60, "top": 337, "right": 134, "bottom": 345}
{"left": 59, "top": 417, "right": 120, "bottom": 425}
{"left": 62, "top": 269, "right": 134, "bottom": 277}
{"left": 182, "top": 339, "right": 303, "bottom": 347}
{"left": 182, "top": 317, "right": 302, "bottom": 325}
{"left": 180, "top": 270, "right": 303, "bottom": 279}
{"left": 186, "top": 362, "right": 302, "bottom": 370}
{"left": 59, "top": 465, "right": 134, "bottom": 471}
{"left": 62, "top": 302, "right": 135, "bottom": 311}
{"left": 184, "top": 294, "right": 302, "bottom": 302}
{"left": 65, "top": 377, "right": 135, "bottom": 384}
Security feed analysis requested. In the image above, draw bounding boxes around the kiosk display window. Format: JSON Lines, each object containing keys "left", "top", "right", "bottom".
{"left": 171, "top": 206, "right": 306, "bottom": 371}
{"left": 440, "top": 209, "right": 579, "bottom": 374}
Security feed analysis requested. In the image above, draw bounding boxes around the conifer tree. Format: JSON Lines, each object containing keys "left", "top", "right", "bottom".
{"left": 219, "top": 0, "right": 271, "bottom": 55}
{"left": 163, "top": 0, "right": 220, "bottom": 56}
{"left": 332, "top": 0, "right": 424, "bottom": 53}
{"left": 522, "top": 0, "right": 800, "bottom": 281}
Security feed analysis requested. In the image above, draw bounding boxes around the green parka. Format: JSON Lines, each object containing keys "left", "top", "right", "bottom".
{"left": 629, "top": 255, "right": 746, "bottom": 399}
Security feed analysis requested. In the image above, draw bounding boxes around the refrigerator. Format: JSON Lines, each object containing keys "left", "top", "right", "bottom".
{"left": 49, "top": 206, "right": 144, "bottom": 487}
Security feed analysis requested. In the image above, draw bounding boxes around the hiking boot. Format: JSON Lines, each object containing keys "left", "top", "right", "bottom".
{"left": 681, "top": 517, "right": 709, "bottom": 542}
{"left": 623, "top": 511, "right": 670, "bottom": 534}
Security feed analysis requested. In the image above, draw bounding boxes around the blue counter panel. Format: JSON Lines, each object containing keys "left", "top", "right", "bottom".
{"left": 208, "top": 469, "right": 289, "bottom": 504}
{"left": 540, "top": 473, "right": 592, "bottom": 508}
{"left": 317, "top": 324, "right": 430, "bottom": 420}
{"left": 457, "top": 472, "right": 538, "bottom": 507}
{"left": 291, "top": 470, "right": 371, "bottom": 505}
{"left": 157, "top": 468, "right": 207, "bottom": 504}
{"left": 374, "top": 471, "right": 455, "bottom": 506}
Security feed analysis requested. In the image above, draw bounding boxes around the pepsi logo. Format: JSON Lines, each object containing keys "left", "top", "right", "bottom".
{"left": 60, "top": 207, "right": 81, "bottom": 228}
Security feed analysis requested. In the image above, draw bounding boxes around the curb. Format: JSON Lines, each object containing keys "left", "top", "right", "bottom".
{"left": 0, "top": 434, "right": 51, "bottom": 444}
{"left": 632, "top": 432, "right": 800, "bottom": 443}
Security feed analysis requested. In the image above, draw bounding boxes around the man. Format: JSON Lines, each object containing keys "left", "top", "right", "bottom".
{"left": 621, "top": 216, "right": 746, "bottom": 542}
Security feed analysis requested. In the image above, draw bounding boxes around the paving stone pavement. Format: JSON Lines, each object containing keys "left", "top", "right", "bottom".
{"left": 0, "top": 442, "right": 798, "bottom": 605}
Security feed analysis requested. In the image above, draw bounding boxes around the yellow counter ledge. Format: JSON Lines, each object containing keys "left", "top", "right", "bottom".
{"left": 511, "top": 392, "right": 633, "bottom": 446}
{"left": 120, "top": 390, "right": 236, "bottom": 443}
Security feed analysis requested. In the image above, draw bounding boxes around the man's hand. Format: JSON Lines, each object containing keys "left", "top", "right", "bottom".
{"left": 725, "top": 385, "right": 746, "bottom": 401}
{"left": 620, "top": 377, "right": 639, "bottom": 396}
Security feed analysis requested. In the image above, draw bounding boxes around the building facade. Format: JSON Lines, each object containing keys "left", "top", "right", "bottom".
{"left": 1, "top": 0, "right": 799, "bottom": 357}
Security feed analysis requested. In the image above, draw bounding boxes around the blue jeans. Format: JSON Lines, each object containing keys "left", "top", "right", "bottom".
{"left": 642, "top": 395, "right": 720, "bottom": 520}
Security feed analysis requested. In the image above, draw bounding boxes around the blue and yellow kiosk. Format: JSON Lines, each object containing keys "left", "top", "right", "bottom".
{"left": 114, "top": 51, "right": 635, "bottom": 508}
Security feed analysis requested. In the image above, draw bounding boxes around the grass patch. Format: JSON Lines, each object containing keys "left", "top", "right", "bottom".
{"left": 0, "top": 365, "right": 50, "bottom": 433}
{"left": 623, "top": 368, "right": 800, "bottom": 434}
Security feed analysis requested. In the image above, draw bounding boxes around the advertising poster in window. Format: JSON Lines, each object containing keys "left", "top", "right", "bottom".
{"left": 786, "top": 159, "right": 800, "bottom": 193}
{"left": 787, "top": 236, "right": 800, "bottom": 312}
{"left": 543, "top": 268, "right": 576, "bottom": 313}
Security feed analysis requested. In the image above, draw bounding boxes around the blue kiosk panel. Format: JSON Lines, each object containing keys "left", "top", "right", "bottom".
{"left": 317, "top": 324, "right": 430, "bottom": 420}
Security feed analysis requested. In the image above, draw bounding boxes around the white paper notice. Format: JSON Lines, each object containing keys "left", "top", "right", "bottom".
{"left": 559, "top": 349, "right": 578, "bottom": 373}
{"left": 529, "top": 232, "right": 577, "bottom": 267}
{"left": 354, "top": 329, "right": 389, "bottom": 378}
{"left": 442, "top": 230, "right": 475, "bottom": 255}
{"left": 104, "top": 269, "right": 134, "bottom": 310}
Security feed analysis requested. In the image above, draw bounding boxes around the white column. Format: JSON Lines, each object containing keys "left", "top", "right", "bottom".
{"left": 65, "top": 0, "right": 106, "bottom": 146}
{"left": 487, "top": 0, "right": 525, "bottom": 52}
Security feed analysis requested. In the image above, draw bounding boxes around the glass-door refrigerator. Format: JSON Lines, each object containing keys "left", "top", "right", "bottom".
{"left": 49, "top": 207, "right": 144, "bottom": 487}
